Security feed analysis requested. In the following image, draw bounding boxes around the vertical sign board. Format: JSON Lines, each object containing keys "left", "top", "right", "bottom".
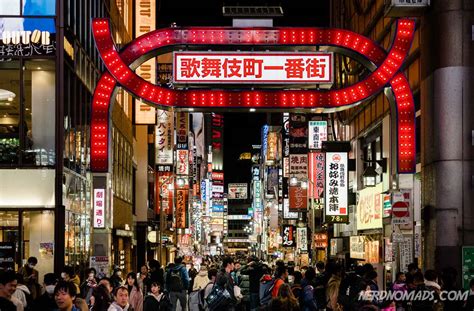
{"left": 93, "top": 189, "right": 105, "bottom": 228}
{"left": 0, "top": 243, "right": 15, "bottom": 270}
{"left": 176, "top": 150, "right": 189, "bottom": 175}
{"left": 282, "top": 225, "right": 296, "bottom": 248}
{"left": 176, "top": 189, "right": 188, "bottom": 229}
{"left": 176, "top": 112, "right": 189, "bottom": 149}
{"left": 155, "top": 110, "right": 174, "bottom": 164}
{"left": 266, "top": 167, "right": 279, "bottom": 198}
{"left": 308, "top": 121, "right": 327, "bottom": 150}
{"left": 462, "top": 247, "right": 474, "bottom": 290}
{"left": 283, "top": 198, "right": 298, "bottom": 219}
{"left": 289, "top": 154, "right": 308, "bottom": 180}
{"left": 134, "top": 0, "right": 156, "bottom": 124}
{"left": 325, "top": 152, "right": 348, "bottom": 223}
{"left": 289, "top": 114, "right": 308, "bottom": 154}
{"left": 308, "top": 152, "right": 325, "bottom": 200}
{"left": 212, "top": 114, "right": 224, "bottom": 170}
{"left": 399, "top": 235, "right": 413, "bottom": 273}
{"left": 357, "top": 183, "right": 383, "bottom": 230}
{"left": 350, "top": 236, "right": 366, "bottom": 259}
{"left": 297, "top": 227, "right": 308, "bottom": 252}
{"left": 266, "top": 132, "right": 278, "bottom": 163}
{"left": 156, "top": 167, "right": 173, "bottom": 215}
{"left": 289, "top": 186, "right": 308, "bottom": 212}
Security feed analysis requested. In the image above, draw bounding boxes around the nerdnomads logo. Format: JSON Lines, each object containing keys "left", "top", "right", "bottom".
{"left": 359, "top": 290, "right": 469, "bottom": 302}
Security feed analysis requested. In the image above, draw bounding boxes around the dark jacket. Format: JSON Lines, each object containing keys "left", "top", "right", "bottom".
{"left": 150, "top": 268, "right": 164, "bottom": 288}
{"left": 144, "top": 294, "right": 160, "bottom": 311}
{"left": 32, "top": 293, "right": 57, "bottom": 311}
{"left": 216, "top": 269, "right": 237, "bottom": 306}
{"left": 0, "top": 297, "right": 16, "bottom": 311}
{"left": 240, "top": 262, "right": 264, "bottom": 293}
{"left": 165, "top": 264, "right": 190, "bottom": 292}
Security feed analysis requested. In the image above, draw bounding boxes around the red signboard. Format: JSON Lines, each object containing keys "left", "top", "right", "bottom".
{"left": 289, "top": 186, "right": 308, "bottom": 211}
{"left": 313, "top": 233, "right": 328, "bottom": 248}
{"left": 392, "top": 201, "right": 409, "bottom": 218}
{"left": 156, "top": 172, "right": 173, "bottom": 216}
{"left": 174, "top": 52, "right": 333, "bottom": 83}
{"left": 175, "top": 189, "right": 188, "bottom": 229}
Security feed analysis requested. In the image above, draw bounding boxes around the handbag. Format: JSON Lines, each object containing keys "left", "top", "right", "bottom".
{"left": 205, "top": 284, "right": 233, "bottom": 311}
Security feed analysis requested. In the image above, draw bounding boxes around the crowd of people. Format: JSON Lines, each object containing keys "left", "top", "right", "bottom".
{"left": 0, "top": 255, "right": 472, "bottom": 311}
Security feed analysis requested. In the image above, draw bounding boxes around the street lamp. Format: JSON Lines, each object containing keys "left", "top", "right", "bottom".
{"left": 362, "top": 165, "right": 378, "bottom": 187}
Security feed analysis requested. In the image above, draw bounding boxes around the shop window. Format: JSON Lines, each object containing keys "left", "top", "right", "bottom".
{"left": 0, "top": 61, "right": 21, "bottom": 165}
{"left": 23, "top": 60, "right": 56, "bottom": 166}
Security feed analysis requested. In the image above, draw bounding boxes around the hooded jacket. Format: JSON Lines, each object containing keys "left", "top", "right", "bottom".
{"left": 13, "top": 284, "right": 30, "bottom": 309}
{"left": 166, "top": 264, "right": 190, "bottom": 291}
{"left": 107, "top": 302, "right": 131, "bottom": 311}
{"left": 192, "top": 270, "right": 209, "bottom": 291}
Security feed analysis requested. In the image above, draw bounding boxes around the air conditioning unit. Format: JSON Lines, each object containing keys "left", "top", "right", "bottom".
{"left": 384, "top": 0, "right": 430, "bottom": 17}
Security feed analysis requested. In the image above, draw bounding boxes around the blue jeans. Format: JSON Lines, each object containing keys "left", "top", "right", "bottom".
{"left": 250, "top": 293, "right": 259, "bottom": 311}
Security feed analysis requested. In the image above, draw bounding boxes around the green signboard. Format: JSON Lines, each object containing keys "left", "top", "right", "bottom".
{"left": 462, "top": 246, "right": 474, "bottom": 290}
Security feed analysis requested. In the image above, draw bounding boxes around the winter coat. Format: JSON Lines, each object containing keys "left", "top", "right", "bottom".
{"left": 107, "top": 302, "right": 131, "bottom": 311}
{"left": 13, "top": 284, "right": 30, "bottom": 309}
{"left": 129, "top": 286, "right": 143, "bottom": 311}
{"left": 193, "top": 270, "right": 209, "bottom": 291}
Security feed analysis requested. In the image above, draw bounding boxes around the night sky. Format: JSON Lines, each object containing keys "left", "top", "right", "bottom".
{"left": 157, "top": 0, "right": 331, "bottom": 184}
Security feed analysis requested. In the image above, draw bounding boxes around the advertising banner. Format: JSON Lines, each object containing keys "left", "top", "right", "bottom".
{"left": 176, "top": 112, "right": 189, "bottom": 149}
{"left": 289, "top": 114, "right": 308, "bottom": 154}
{"left": 356, "top": 183, "right": 383, "bottom": 230}
{"left": 324, "top": 152, "right": 348, "bottom": 223}
{"left": 297, "top": 227, "right": 308, "bottom": 251}
{"left": 228, "top": 183, "right": 248, "bottom": 200}
{"left": 156, "top": 172, "right": 173, "bottom": 215}
{"left": 93, "top": 189, "right": 106, "bottom": 228}
{"left": 176, "top": 189, "right": 188, "bottom": 229}
{"left": 253, "top": 181, "right": 262, "bottom": 211}
{"left": 289, "top": 186, "right": 308, "bottom": 211}
{"left": 400, "top": 235, "right": 413, "bottom": 273}
{"left": 155, "top": 109, "right": 174, "bottom": 164}
{"left": 174, "top": 52, "right": 333, "bottom": 83}
{"left": 308, "top": 152, "right": 325, "bottom": 199}
{"left": 289, "top": 154, "right": 308, "bottom": 180}
{"left": 281, "top": 225, "right": 296, "bottom": 247}
{"left": 365, "top": 240, "right": 380, "bottom": 263}
{"left": 350, "top": 236, "right": 366, "bottom": 259}
{"left": 308, "top": 121, "right": 327, "bottom": 150}
{"left": 266, "top": 131, "right": 279, "bottom": 163}
{"left": 211, "top": 113, "right": 224, "bottom": 170}
{"left": 313, "top": 233, "right": 328, "bottom": 248}
{"left": 90, "top": 256, "right": 109, "bottom": 278}
{"left": 282, "top": 113, "right": 290, "bottom": 157}
{"left": 134, "top": 0, "right": 156, "bottom": 124}
{"left": 176, "top": 150, "right": 189, "bottom": 175}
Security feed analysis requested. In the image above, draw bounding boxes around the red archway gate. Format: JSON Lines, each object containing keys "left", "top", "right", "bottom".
{"left": 91, "top": 19, "right": 416, "bottom": 174}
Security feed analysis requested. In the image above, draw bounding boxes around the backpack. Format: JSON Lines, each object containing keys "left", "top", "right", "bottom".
{"left": 337, "top": 273, "right": 366, "bottom": 311}
{"left": 205, "top": 284, "right": 233, "bottom": 311}
{"left": 168, "top": 269, "right": 184, "bottom": 292}
{"left": 301, "top": 284, "right": 318, "bottom": 311}
{"left": 259, "top": 278, "right": 276, "bottom": 306}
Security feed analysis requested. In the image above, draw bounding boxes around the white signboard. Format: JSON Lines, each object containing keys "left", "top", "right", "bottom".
{"left": 174, "top": 52, "right": 333, "bottom": 84}
{"left": 308, "top": 121, "right": 327, "bottom": 150}
{"left": 357, "top": 183, "right": 384, "bottom": 230}
{"left": 93, "top": 189, "right": 105, "bottom": 228}
{"left": 400, "top": 235, "right": 413, "bottom": 273}
{"left": 283, "top": 198, "right": 298, "bottom": 219}
{"left": 325, "top": 152, "right": 348, "bottom": 221}
{"left": 297, "top": 227, "right": 308, "bottom": 251}
{"left": 155, "top": 110, "right": 174, "bottom": 164}
{"left": 289, "top": 154, "right": 308, "bottom": 180}
{"left": 228, "top": 183, "right": 248, "bottom": 200}
{"left": 350, "top": 236, "right": 366, "bottom": 259}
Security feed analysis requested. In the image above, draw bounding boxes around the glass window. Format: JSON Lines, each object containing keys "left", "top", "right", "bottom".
{"left": 0, "top": 61, "right": 21, "bottom": 165}
{"left": 23, "top": 0, "right": 56, "bottom": 16}
{"left": 23, "top": 60, "right": 55, "bottom": 166}
{"left": 0, "top": 1, "right": 21, "bottom": 15}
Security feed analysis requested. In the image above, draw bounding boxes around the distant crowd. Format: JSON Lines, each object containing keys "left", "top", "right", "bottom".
{"left": 0, "top": 255, "right": 472, "bottom": 311}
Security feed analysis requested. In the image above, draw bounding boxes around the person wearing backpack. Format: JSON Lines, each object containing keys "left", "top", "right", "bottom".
{"left": 165, "top": 257, "right": 190, "bottom": 311}
{"left": 337, "top": 266, "right": 367, "bottom": 311}
{"left": 271, "top": 266, "right": 288, "bottom": 298}
{"left": 215, "top": 257, "right": 238, "bottom": 311}
{"left": 300, "top": 267, "right": 318, "bottom": 311}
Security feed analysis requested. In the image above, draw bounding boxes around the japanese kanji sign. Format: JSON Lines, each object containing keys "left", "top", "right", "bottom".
{"left": 308, "top": 121, "right": 327, "bottom": 150}
{"left": 93, "top": 189, "right": 105, "bottom": 228}
{"left": 289, "top": 154, "right": 308, "bottom": 180}
{"left": 176, "top": 189, "right": 188, "bottom": 229}
{"left": 324, "top": 152, "right": 348, "bottom": 223}
{"left": 308, "top": 152, "right": 325, "bottom": 200}
{"left": 174, "top": 52, "right": 333, "bottom": 84}
{"left": 176, "top": 112, "right": 189, "bottom": 149}
{"left": 297, "top": 227, "right": 308, "bottom": 251}
{"left": 176, "top": 150, "right": 189, "bottom": 175}
{"left": 357, "top": 183, "right": 383, "bottom": 230}
{"left": 281, "top": 225, "right": 296, "bottom": 247}
{"left": 289, "top": 186, "right": 308, "bottom": 211}
{"left": 155, "top": 109, "right": 173, "bottom": 164}
{"left": 283, "top": 198, "right": 298, "bottom": 219}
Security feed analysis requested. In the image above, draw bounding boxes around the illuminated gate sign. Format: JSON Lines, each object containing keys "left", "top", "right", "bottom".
{"left": 91, "top": 19, "right": 416, "bottom": 174}
{"left": 174, "top": 52, "right": 333, "bottom": 84}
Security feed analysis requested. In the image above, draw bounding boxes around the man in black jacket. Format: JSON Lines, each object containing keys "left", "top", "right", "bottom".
{"left": 240, "top": 257, "right": 264, "bottom": 311}
{"left": 216, "top": 256, "right": 238, "bottom": 311}
{"left": 33, "top": 273, "right": 58, "bottom": 311}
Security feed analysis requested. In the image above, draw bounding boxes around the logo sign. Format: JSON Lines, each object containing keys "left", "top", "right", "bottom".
{"left": 173, "top": 52, "right": 333, "bottom": 84}
{"left": 93, "top": 189, "right": 106, "bottom": 228}
{"left": 383, "top": 193, "right": 392, "bottom": 218}
{"left": 212, "top": 171, "right": 224, "bottom": 182}
{"left": 357, "top": 183, "right": 383, "bottom": 230}
{"left": 0, "top": 242, "right": 15, "bottom": 271}
{"left": 308, "top": 152, "right": 325, "bottom": 200}
{"left": 176, "top": 150, "right": 189, "bottom": 175}
{"left": 308, "top": 121, "right": 327, "bottom": 150}
{"left": 156, "top": 172, "right": 174, "bottom": 215}
{"left": 176, "top": 189, "right": 188, "bottom": 229}
{"left": 289, "top": 186, "right": 308, "bottom": 211}
{"left": 282, "top": 225, "right": 296, "bottom": 247}
{"left": 228, "top": 183, "right": 248, "bottom": 200}
{"left": 176, "top": 112, "right": 189, "bottom": 149}
{"left": 325, "top": 152, "right": 348, "bottom": 223}
{"left": 282, "top": 113, "right": 290, "bottom": 158}
{"left": 297, "top": 227, "right": 308, "bottom": 251}
{"left": 350, "top": 236, "right": 366, "bottom": 259}
{"left": 289, "top": 154, "right": 308, "bottom": 180}
{"left": 313, "top": 233, "right": 328, "bottom": 248}
{"left": 155, "top": 109, "right": 174, "bottom": 164}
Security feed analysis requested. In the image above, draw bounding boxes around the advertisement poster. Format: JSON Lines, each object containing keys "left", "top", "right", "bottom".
{"left": 357, "top": 183, "right": 383, "bottom": 230}
{"left": 93, "top": 188, "right": 105, "bottom": 228}
{"left": 283, "top": 198, "right": 298, "bottom": 219}
{"left": 313, "top": 233, "right": 328, "bottom": 248}
{"left": 400, "top": 235, "right": 413, "bottom": 273}
{"left": 266, "top": 167, "right": 279, "bottom": 198}
{"left": 324, "top": 152, "right": 348, "bottom": 223}
{"left": 156, "top": 171, "right": 173, "bottom": 215}
{"left": 176, "top": 150, "right": 189, "bottom": 175}
{"left": 176, "top": 112, "right": 189, "bottom": 149}
{"left": 289, "top": 114, "right": 308, "bottom": 154}
{"left": 308, "top": 121, "right": 327, "bottom": 150}
{"left": 281, "top": 225, "right": 296, "bottom": 247}
{"left": 228, "top": 183, "right": 248, "bottom": 199}
{"left": 297, "top": 227, "right": 308, "bottom": 251}
{"left": 39, "top": 242, "right": 54, "bottom": 258}
{"left": 90, "top": 256, "right": 109, "bottom": 278}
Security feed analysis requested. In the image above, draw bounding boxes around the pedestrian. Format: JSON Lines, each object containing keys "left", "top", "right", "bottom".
{"left": 108, "top": 286, "right": 131, "bottom": 311}
{"left": 165, "top": 256, "right": 190, "bottom": 311}
{"left": 80, "top": 268, "right": 98, "bottom": 304}
{"left": 326, "top": 264, "right": 343, "bottom": 311}
{"left": 13, "top": 273, "right": 31, "bottom": 310}
{"left": 463, "top": 278, "right": 474, "bottom": 310}
{"left": 316, "top": 262, "right": 325, "bottom": 276}
{"left": 271, "top": 266, "right": 288, "bottom": 298}
{"left": 62, "top": 266, "right": 81, "bottom": 295}
{"left": 192, "top": 265, "right": 209, "bottom": 291}
{"left": 214, "top": 256, "right": 238, "bottom": 311}
{"left": 33, "top": 273, "right": 58, "bottom": 311}
{"left": 188, "top": 263, "right": 198, "bottom": 292}
{"left": 290, "top": 271, "right": 302, "bottom": 299}
{"left": 90, "top": 284, "right": 112, "bottom": 311}
{"left": 267, "top": 283, "right": 299, "bottom": 311}
{"left": 0, "top": 270, "right": 19, "bottom": 311}
{"left": 18, "top": 256, "right": 40, "bottom": 300}
{"left": 441, "top": 267, "right": 464, "bottom": 310}
{"left": 126, "top": 272, "right": 143, "bottom": 311}
{"left": 144, "top": 282, "right": 171, "bottom": 311}
{"left": 110, "top": 268, "right": 124, "bottom": 289}
{"left": 301, "top": 267, "right": 318, "bottom": 311}
{"left": 54, "top": 280, "right": 83, "bottom": 311}
{"left": 138, "top": 265, "right": 152, "bottom": 295}
{"left": 391, "top": 272, "right": 407, "bottom": 311}
{"left": 99, "top": 277, "right": 114, "bottom": 301}
{"left": 241, "top": 257, "right": 264, "bottom": 311}
{"left": 149, "top": 260, "right": 165, "bottom": 289}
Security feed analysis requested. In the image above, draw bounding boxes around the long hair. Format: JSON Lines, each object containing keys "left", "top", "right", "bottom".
{"left": 91, "top": 284, "right": 111, "bottom": 311}
{"left": 278, "top": 283, "right": 299, "bottom": 306}
{"left": 126, "top": 272, "right": 139, "bottom": 291}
